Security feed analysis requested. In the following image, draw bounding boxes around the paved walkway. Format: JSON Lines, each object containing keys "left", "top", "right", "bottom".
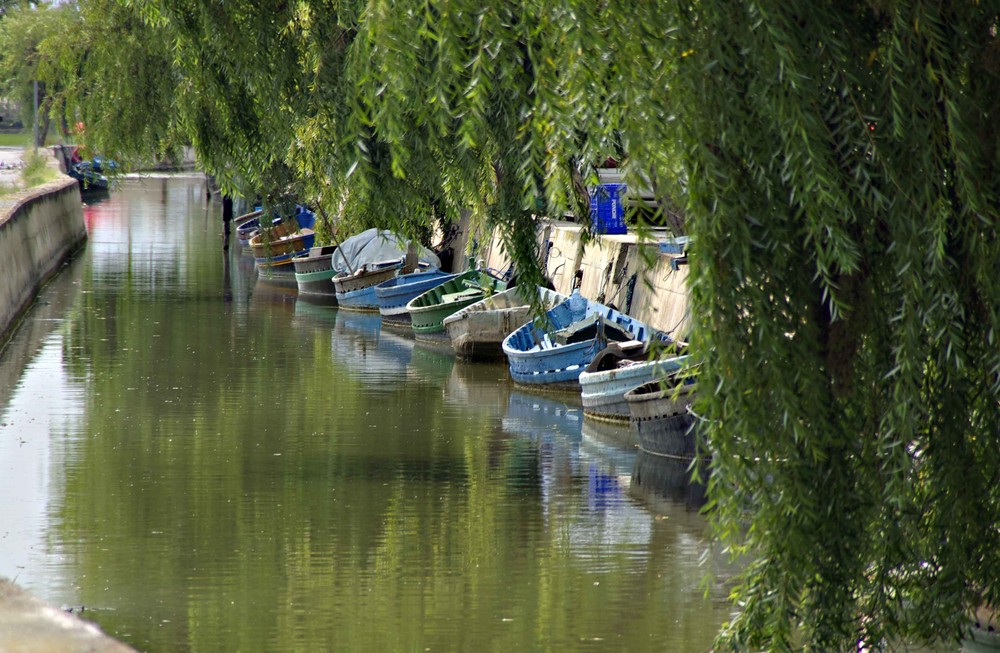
{"left": 1, "top": 578, "right": 137, "bottom": 651}
{"left": 0, "top": 147, "right": 26, "bottom": 189}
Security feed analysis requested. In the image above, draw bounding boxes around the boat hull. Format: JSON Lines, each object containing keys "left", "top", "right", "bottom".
{"left": 406, "top": 270, "right": 507, "bottom": 335}
{"left": 375, "top": 269, "right": 454, "bottom": 325}
{"left": 633, "top": 412, "right": 699, "bottom": 459}
{"left": 443, "top": 286, "right": 566, "bottom": 361}
{"left": 502, "top": 291, "right": 668, "bottom": 389}
{"left": 580, "top": 355, "right": 689, "bottom": 423}
{"left": 293, "top": 246, "right": 338, "bottom": 301}
{"left": 334, "top": 263, "right": 402, "bottom": 311}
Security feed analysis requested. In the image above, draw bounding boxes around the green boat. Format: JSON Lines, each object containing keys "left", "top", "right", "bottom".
{"left": 406, "top": 269, "right": 507, "bottom": 335}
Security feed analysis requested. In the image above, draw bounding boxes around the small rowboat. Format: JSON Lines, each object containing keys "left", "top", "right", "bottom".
{"left": 251, "top": 226, "right": 316, "bottom": 263}
{"left": 442, "top": 286, "right": 567, "bottom": 361}
{"left": 375, "top": 268, "right": 455, "bottom": 325}
{"left": 333, "top": 260, "right": 404, "bottom": 311}
{"left": 501, "top": 290, "right": 670, "bottom": 390}
{"left": 406, "top": 270, "right": 508, "bottom": 338}
{"left": 293, "top": 245, "right": 339, "bottom": 302}
{"left": 579, "top": 343, "right": 689, "bottom": 423}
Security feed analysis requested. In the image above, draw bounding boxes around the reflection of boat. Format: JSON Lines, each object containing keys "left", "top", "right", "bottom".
{"left": 629, "top": 450, "right": 709, "bottom": 511}
{"left": 406, "top": 342, "right": 456, "bottom": 386}
{"left": 502, "top": 390, "right": 583, "bottom": 443}
{"left": 502, "top": 290, "right": 670, "bottom": 391}
{"left": 444, "top": 359, "right": 512, "bottom": 416}
{"left": 407, "top": 270, "right": 508, "bottom": 337}
{"left": 330, "top": 310, "right": 416, "bottom": 388}
{"left": 579, "top": 343, "right": 689, "bottom": 423}
{"left": 376, "top": 269, "right": 455, "bottom": 325}
{"left": 443, "top": 286, "right": 566, "bottom": 361}
{"left": 625, "top": 367, "right": 700, "bottom": 459}
{"left": 293, "top": 246, "right": 338, "bottom": 302}
{"left": 580, "top": 412, "right": 636, "bottom": 449}
{"left": 291, "top": 296, "right": 338, "bottom": 328}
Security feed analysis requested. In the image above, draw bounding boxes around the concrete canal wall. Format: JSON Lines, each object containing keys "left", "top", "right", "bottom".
{"left": 0, "top": 579, "right": 137, "bottom": 653}
{"left": 0, "top": 173, "right": 87, "bottom": 344}
{"left": 481, "top": 220, "right": 691, "bottom": 339}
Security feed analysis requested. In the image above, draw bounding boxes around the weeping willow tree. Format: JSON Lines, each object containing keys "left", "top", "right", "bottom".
{"left": 13, "top": 0, "right": 1000, "bottom": 649}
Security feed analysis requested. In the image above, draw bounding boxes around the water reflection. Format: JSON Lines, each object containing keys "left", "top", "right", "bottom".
{"left": 0, "top": 176, "right": 738, "bottom": 652}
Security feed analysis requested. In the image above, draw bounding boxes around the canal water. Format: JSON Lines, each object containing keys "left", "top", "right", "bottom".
{"left": 0, "top": 175, "right": 734, "bottom": 651}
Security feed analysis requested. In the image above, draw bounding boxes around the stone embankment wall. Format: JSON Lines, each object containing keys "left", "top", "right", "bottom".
{"left": 482, "top": 220, "right": 691, "bottom": 339}
{"left": 0, "top": 176, "right": 87, "bottom": 342}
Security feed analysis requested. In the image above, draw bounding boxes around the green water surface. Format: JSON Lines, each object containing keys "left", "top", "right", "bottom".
{"left": 0, "top": 176, "right": 732, "bottom": 652}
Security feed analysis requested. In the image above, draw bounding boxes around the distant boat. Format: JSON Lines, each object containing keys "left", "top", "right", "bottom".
{"left": 238, "top": 205, "right": 312, "bottom": 249}
{"left": 375, "top": 268, "right": 455, "bottom": 325}
{"left": 442, "top": 285, "right": 566, "bottom": 361}
{"left": 250, "top": 209, "right": 317, "bottom": 281}
{"left": 579, "top": 342, "right": 689, "bottom": 423}
{"left": 67, "top": 161, "right": 109, "bottom": 193}
{"left": 624, "top": 366, "right": 700, "bottom": 459}
{"left": 406, "top": 270, "right": 508, "bottom": 338}
{"left": 233, "top": 208, "right": 262, "bottom": 232}
{"left": 501, "top": 290, "right": 670, "bottom": 390}
{"left": 293, "top": 245, "right": 339, "bottom": 303}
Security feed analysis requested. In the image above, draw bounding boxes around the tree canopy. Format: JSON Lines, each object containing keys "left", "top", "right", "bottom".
{"left": 6, "top": 1, "right": 1000, "bottom": 650}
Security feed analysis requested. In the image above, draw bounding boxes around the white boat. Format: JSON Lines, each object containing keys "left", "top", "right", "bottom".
{"left": 579, "top": 344, "right": 689, "bottom": 423}
{"left": 443, "top": 286, "right": 567, "bottom": 360}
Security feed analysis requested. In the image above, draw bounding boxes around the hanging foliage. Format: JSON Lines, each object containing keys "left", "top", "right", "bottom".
{"left": 7, "top": 0, "right": 1000, "bottom": 649}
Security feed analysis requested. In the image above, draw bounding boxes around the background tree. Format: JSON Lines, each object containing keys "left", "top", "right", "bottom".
{"left": 14, "top": 0, "right": 1000, "bottom": 650}
{"left": 0, "top": 2, "right": 78, "bottom": 145}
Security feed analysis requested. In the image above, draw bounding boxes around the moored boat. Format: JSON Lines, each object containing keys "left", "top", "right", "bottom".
{"left": 251, "top": 227, "right": 316, "bottom": 264}
{"left": 333, "top": 261, "right": 404, "bottom": 311}
{"left": 501, "top": 290, "right": 670, "bottom": 391}
{"left": 579, "top": 343, "right": 690, "bottom": 423}
{"left": 406, "top": 270, "right": 508, "bottom": 338}
{"left": 233, "top": 207, "right": 262, "bottom": 231}
{"left": 442, "top": 286, "right": 566, "bottom": 361}
{"left": 68, "top": 160, "right": 109, "bottom": 193}
{"left": 329, "top": 229, "right": 443, "bottom": 311}
{"left": 239, "top": 205, "right": 314, "bottom": 249}
{"left": 624, "top": 366, "right": 700, "bottom": 459}
{"left": 293, "top": 245, "right": 339, "bottom": 302}
{"left": 375, "top": 268, "right": 455, "bottom": 325}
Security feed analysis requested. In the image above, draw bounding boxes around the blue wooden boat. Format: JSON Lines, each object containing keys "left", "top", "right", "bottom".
{"left": 375, "top": 268, "right": 455, "bottom": 325}
{"left": 333, "top": 260, "right": 404, "bottom": 311}
{"left": 68, "top": 160, "right": 109, "bottom": 193}
{"left": 501, "top": 290, "right": 671, "bottom": 390}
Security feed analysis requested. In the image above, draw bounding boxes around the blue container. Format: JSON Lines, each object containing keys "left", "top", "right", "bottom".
{"left": 589, "top": 183, "right": 628, "bottom": 235}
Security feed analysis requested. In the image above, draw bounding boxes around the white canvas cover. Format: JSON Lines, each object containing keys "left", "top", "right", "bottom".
{"left": 331, "top": 229, "right": 441, "bottom": 274}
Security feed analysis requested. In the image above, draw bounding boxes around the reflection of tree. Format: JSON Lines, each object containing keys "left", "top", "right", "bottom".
{"left": 49, "top": 180, "right": 729, "bottom": 651}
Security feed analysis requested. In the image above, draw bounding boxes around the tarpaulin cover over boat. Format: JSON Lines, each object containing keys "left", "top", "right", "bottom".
{"left": 332, "top": 229, "right": 441, "bottom": 274}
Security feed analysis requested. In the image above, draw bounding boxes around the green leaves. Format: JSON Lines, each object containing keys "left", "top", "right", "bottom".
{"left": 15, "top": 0, "right": 1000, "bottom": 649}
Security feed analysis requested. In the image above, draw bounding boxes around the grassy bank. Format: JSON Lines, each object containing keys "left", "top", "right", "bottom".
{"left": 0, "top": 130, "right": 31, "bottom": 147}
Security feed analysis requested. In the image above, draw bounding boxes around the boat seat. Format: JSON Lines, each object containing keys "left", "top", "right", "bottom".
{"left": 441, "top": 288, "right": 482, "bottom": 304}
